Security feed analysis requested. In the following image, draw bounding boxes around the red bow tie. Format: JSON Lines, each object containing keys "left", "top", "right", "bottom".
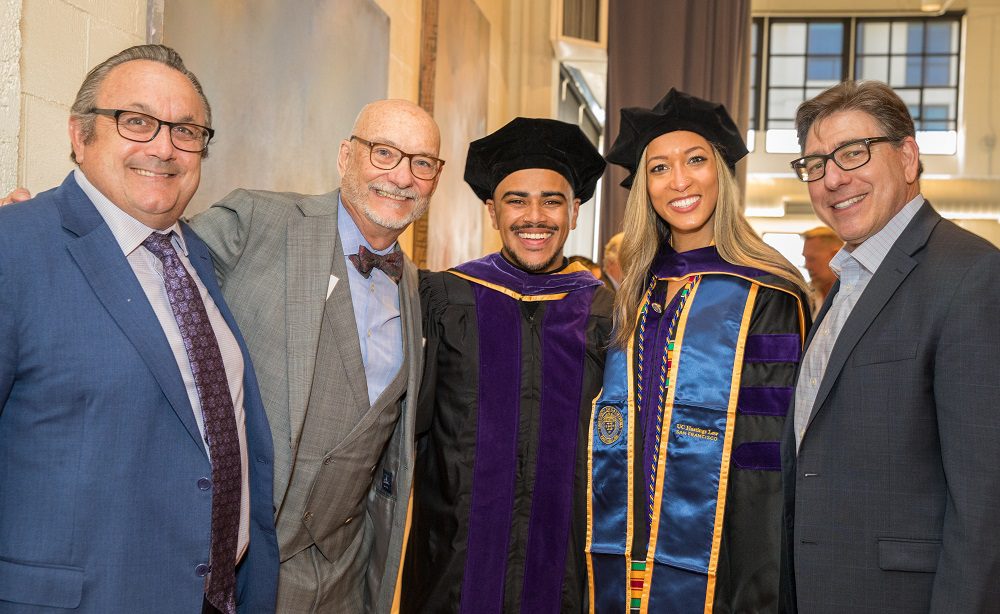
{"left": 349, "top": 245, "right": 403, "bottom": 283}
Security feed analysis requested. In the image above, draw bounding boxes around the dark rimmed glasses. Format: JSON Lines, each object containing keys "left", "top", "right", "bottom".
{"left": 90, "top": 108, "right": 214, "bottom": 153}
{"left": 350, "top": 135, "right": 444, "bottom": 180}
{"left": 790, "top": 136, "right": 901, "bottom": 182}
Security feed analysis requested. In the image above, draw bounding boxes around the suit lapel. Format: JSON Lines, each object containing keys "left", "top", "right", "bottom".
{"left": 399, "top": 258, "right": 422, "bottom": 399}
{"left": 284, "top": 191, "right": 368, "bottom": 449}
{"left": 58, "top": 180, "right": 206, "bottom": 455}
{"left": 805, "top": 203, "right": 940, "bottom": 431}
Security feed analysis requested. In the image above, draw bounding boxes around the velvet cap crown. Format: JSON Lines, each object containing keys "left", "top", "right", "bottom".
{"left": 606, "top": 88, "right": 749, "bottom": 188}
{"left": 464, "top": 117, "right": 606, "bottom": 203}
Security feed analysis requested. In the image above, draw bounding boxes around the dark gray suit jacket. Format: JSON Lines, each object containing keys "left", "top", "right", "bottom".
{"left": 781, "top": 201, "right": 1000, "bottom": 613}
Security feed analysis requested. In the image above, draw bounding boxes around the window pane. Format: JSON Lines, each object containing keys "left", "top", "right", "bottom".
{"left": 857, "top": 56, "right": 889, "bottom": 82}
{"left": 889, "top": 56, "right": 910, "bottom": 86}
{"left": 924, "top": 55, "right": 957, "bottom": 86}
{"left": 926, "top": 21, "right": 957, "bottom": 53}
{"left": 906, "top": 22, "right": 925, "bottom": 53}
{"left": 905, "top": 56, "right": 923, "bottom": 86}
{"left": 920, "top": 105, "right": 950, "bottom": 130}
{"left": 771, "top": 23, "right": 807, "bottom": 54}
{"left": 923, "top": 88, "right": 957, "bottom": 128}
{"left": 768, "top": 88, "right": 805, "bottom": 123}
{"left": 808, "top": 22, "right": 843, "bottom": 54}
{"left": 916, "top": 130, "right": 957, "bottom": 154}
{"left": 895, "top": 88, "right": 921, "bottom": 113}
{"left": 807, "top": 57, "right": 842, "bottom": 84}
{"left": 891, "top": 22, "right": 911, "bottom": 54}
{"left": 923, "top": 87, "right": 955, "bottom": 106}
{"left": 764, "top": 128, "right": 801, "bottom": 153}
{"left": 770, "top": 56, "right": 806, "bottom": 86}
{"left": 857, "top": 22, "right": 890, "bottom": 54}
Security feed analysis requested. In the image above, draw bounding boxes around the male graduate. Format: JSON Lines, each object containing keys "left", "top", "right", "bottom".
{"left": 401, "top": 118, "right": 613, "bottom": 614}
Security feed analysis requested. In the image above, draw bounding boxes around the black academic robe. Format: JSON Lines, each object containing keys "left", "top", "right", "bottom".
{"left": 402, "top": 265, "right": 614, "bottom": 614}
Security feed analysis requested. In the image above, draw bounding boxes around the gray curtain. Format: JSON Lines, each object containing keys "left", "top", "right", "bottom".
{"left": 600, "top": 0, "right": 751, "bottom": 251}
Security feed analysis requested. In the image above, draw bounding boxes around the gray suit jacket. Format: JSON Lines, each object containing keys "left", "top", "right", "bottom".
{"left": 190, "top": 188, "right": 422, "bottom": 613}
{"left": 781, "top": 201, "right": 1000, "bottom": 613}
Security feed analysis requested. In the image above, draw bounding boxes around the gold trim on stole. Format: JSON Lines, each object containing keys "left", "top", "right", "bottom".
{"left": 586, "top": 390, "right": 598, "bottom": 610}
{"left": 448, "top": 261, "right": 591, "bottom": 302}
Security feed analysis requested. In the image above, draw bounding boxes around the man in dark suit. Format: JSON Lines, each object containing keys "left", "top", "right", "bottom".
{"left": 783, "top": 80, "right": 1000, "bottom": 613}
{"left": 0, "top": 45, "right": 278, "bottom": 613}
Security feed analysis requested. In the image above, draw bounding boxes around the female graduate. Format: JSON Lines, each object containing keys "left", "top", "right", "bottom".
{"left": 586, "top": 89, "right": 810, "bottom": 613}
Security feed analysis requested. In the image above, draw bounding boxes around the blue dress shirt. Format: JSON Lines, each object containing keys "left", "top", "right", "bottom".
{"left": 337, "top": 196, "right": 404, "bottom": 406}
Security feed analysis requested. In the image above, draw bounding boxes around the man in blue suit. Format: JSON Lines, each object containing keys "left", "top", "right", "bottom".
{"left": 0, "top": 45, "right": 278, "bottom": 613}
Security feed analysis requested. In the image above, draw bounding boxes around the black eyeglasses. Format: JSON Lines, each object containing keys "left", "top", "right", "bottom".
{"left": 790, "top": 137, "right": 901, "bottom": 182}
{"left": 91, "top": 108, "right": 214, "bottom": 153}
{"left": 350, "top": 136, "right": 444, "bottom": 180}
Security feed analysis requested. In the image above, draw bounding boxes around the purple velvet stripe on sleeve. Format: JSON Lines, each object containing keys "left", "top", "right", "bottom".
{"left": 737, "top": 386, "right": 793, "bottom": 417}
{"left": 460, "top": 285, "right": 522, "bottom": 614}
{"left": 732, "top": 442, "right": 781, "bottom": 471}
{"left": 743, "top": 333, "right": 802, "bottom": 363}
{"left": 520, "top": 286, "right": 596, "bottom": 614}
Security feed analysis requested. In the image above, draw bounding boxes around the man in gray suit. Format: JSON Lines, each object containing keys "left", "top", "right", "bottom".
{"left": 783, "top": 81, "right": 1000, "bottom": 613}
{"left": 190, "top": 99, "right": 440, "bottom": 612}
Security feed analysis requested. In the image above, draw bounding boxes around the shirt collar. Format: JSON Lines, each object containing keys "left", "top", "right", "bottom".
{"left": 74, "top": 168, "right": 188, "bottom": 256}
{"left": 830, "top": 193, "right": 925, "bottom": 278}
{"left": 337, "top": 193, "right": 397, "bottom": 257}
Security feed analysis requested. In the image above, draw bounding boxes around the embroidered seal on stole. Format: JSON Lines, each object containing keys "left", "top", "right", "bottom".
{"left": 597, "top": 405, "right": 624, "bottom": 445}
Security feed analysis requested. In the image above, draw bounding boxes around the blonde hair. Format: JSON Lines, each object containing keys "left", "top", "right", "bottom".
{"left": 612, "top": 143, "right": 808, "bottom": 348}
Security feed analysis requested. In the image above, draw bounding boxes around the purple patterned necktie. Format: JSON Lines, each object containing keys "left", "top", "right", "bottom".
{"left": 143, "top": 232, "right": 240, "bottom": 614}
{"left": 349, "top": 245, "right": 403, "bottom": 283}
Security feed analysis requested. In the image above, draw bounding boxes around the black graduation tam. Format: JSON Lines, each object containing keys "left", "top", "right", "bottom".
{"left": 606, "top": 88, "right": 748, "bottom": 188}
{"left": 464, "top": 117, "right": 606, "bottom": 203}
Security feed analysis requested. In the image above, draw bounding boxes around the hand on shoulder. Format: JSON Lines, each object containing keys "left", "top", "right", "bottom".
{"left": 1, "top": 188, "right": 32, "bottom": 205}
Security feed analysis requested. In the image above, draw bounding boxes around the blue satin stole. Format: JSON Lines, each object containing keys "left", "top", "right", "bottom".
{"left": 587, "top": 274, "right": 757, "bottom": 613}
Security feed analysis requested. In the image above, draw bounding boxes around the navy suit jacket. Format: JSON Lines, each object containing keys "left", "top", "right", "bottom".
{"left": 0, "top": 174, "right": 279, "bottom": 612}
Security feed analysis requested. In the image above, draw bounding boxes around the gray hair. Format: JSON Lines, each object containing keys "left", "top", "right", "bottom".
{"left": 70, "top": 44, "right": 212, "bottom": 162}
{"left": 795, "top": 80, "right": 922, "bottom": 176}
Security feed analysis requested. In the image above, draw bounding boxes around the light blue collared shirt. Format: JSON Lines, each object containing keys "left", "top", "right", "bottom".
{"left": 337, "top": 196, "right": 404, "bottom": 406}
{"left": 794, "top": 194, "right": 925, "bottom": 450}
{"left": 74, "top": 168, "right": 250, "bottom": 560}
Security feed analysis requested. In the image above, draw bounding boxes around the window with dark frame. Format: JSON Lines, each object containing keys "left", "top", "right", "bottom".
{"left": 749, "top": 13, "right": 962, "bottom": 154}
{"left": 749, "top": 18, "right": 762, "bottom": 136}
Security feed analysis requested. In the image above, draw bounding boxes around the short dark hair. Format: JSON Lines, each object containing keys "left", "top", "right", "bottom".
{"left": 70, "top": 44, "right": 212, "bottom": 162}
{"left": 795, "top": 80, "right": 922, "bottom": 176}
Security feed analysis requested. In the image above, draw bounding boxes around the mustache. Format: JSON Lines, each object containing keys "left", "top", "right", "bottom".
{"left": 369, "top": 181, "right": 419, "bottom": 200}
{"left": 510, "top": 222, "right": 559, "bottom": 233}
